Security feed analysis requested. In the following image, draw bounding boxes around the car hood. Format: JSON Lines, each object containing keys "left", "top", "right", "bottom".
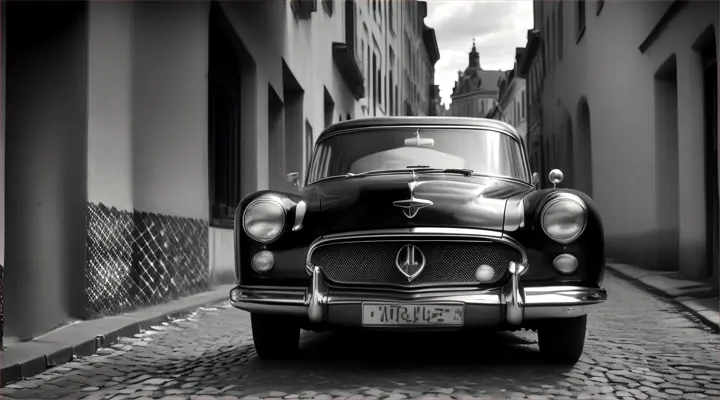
{"left": 300, "top": 173, "right": 531, "bottom": 236}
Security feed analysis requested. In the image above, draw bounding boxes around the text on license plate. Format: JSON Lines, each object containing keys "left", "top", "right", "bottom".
{"left": 361, "top": 303, "right": 464, "bottom": 326}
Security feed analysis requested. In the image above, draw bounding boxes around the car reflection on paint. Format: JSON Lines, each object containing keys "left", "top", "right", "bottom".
{"left": 229, "top": 116, "right": 607, "bottom": 364}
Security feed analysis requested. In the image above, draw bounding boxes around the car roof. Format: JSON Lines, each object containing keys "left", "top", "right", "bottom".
{"left": 317, "top": 116, "right": 522, "bottom": 142}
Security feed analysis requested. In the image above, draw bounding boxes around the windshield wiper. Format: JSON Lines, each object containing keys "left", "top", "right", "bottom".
{"left": 343, "top": 168, "right": 475, "bottom": 179}
{"left": 406, "top": 167, "right": 475, "bottom": 176}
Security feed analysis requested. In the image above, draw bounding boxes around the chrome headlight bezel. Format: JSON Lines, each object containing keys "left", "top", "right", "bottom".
{"left": 540, "top": 193, "right": 588, "bottom": 244}
{"left": 242, "top": 197, "right": 287, "bottom": 244}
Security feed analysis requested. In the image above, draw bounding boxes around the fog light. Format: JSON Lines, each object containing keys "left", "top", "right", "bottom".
{"left": 252, "top": 251, "right": 275, "bottom": 273}
{"left": 476, "top": 265, "right": 495, "bottom": 282}
{"left": 553, "top": 254, "right": 578, "bottom": 274}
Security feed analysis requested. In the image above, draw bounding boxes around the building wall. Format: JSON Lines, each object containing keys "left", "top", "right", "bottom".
{"left": 0, "top": 0, "right": 440, "bottom": 343}
{"left": 85, "top": 2, "right": 211, "bottom": 318}
{"left": 4, "top": 2, "right": 89, "bottom": 340}
{"left": 399, "top": 1, "right": 431, "bottom": 116}
{"left": 0, "top": 0, "right": 5, "bottom": 348}
{"left": 497, "top": 77, "right": 528, "bottom": 142}
{"left": 355, "top": 0, "right": 401, "bottom": 118}
{"left": 450, "top": 92, "right": 497, "bottom": 118}
{"left": 537, "top": 0, "right": 719, "bottom": 281}
{"left": 209, "top": 0, "right": 361, "bottom": 284}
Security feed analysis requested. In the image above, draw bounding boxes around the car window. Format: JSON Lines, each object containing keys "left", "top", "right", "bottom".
{"left": 308, "top": 127, "right": 529, "bottom": 184}
{"left": 349, "top": 147, "right": 467, "bottom": 173}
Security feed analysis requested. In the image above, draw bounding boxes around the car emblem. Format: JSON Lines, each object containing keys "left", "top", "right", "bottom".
{"left": 393, "top": 171, "right": 433, "bottom": 219}
{"left": 395, "top": 244, "right": 426, "bottom": 282}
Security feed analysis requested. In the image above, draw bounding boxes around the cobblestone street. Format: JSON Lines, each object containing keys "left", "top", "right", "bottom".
{"left": 2, "top": 272, "right": 719, "bottom": 400}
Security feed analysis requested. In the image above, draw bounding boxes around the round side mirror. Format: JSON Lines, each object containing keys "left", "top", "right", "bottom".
{"left": 548, "top": 169, "right": 564, "bottom": 187}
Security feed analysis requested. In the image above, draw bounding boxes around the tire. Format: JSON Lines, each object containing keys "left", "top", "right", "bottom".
{"left": 537, "top": 315, "right": 587, "bottom": 364}
{"left": 250, "top": 313, "right": 301, "bottom": 360}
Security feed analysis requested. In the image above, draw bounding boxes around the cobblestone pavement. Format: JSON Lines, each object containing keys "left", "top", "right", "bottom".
{"left": 2, "top": 273, "right": 720, "bottom": 400}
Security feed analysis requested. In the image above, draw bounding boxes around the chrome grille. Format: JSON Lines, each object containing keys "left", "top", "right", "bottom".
{"left": 310, "top": 240, "right": 523, "bottom": 288}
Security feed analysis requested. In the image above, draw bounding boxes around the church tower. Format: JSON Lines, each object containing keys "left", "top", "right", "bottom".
{"left": 468, "top": 38, "right": 481, "bottom": 70}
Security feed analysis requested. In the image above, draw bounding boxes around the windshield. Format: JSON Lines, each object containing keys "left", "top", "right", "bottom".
{"left": 307, "top": 127, "right": 529, "bottom": 184}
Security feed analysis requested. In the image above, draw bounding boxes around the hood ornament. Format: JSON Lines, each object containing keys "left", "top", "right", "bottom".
{"left": 393, "top": 171, "right": 434, "bottom": 219}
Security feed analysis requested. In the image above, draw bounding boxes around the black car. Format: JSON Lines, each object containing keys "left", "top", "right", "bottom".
{"left": 230, "top": 116, "right": 607, "bottom": 364}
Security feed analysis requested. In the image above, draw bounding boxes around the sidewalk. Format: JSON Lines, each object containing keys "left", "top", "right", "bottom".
{"left": 606, "top": 262, "right": 719, "bottom": 332}
{"left": 0, "top": 284, "right": 234, "bottom": 387}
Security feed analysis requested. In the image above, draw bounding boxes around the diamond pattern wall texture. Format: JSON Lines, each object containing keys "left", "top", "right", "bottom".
{"left": 86, "top": 203, "right": 209, "bottom": 318}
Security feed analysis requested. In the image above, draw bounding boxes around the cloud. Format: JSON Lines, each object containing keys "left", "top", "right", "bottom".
{"left": 425, "top": 0, "right": 534, "bottom": 106}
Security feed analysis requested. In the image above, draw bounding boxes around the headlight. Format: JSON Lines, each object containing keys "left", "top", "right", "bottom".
{"left": 242, "top": 198, "right": 286, "bottom": 243}
{"left": 541, "top": 194, "right": 587, "bottom": 244}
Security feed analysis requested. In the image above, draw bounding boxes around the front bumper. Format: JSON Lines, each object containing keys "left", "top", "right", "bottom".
{"left": 230, "top": 261, "right": 607, "bottom": 328}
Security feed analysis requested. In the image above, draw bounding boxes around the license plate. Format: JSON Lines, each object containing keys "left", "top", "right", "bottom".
{"left": 361, "top": 303, "right": 464, "bottom": 326}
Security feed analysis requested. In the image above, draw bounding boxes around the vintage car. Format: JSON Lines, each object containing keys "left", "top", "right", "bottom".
{"left": 230, "top": 117, "right": 607, "bottom": 363}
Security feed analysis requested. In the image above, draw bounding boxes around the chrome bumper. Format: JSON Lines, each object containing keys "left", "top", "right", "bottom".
{"left": 230, "top": 261, "right": 607, "bottom": 328}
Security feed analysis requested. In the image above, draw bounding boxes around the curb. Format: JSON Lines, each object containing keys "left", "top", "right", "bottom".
{"left": 606, "top": 265, "right": 719, "bottom": 333}
{"left": 0, "top": 285, "right": 234, "bottom": 387}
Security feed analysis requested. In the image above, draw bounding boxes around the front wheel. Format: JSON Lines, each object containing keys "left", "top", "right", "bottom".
{"left": 250, "top": 313, "right": 301, "bottom": 359}
{"left": 537, "top": 315, "right": 587, "bottom": 364}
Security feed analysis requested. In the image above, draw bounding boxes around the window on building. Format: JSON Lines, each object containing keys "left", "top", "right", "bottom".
{"left": 378, "top": 63, "right": 383, "bottom": 106}
{"left": 324, "top": 88, "right": 335, "bottom": 128}
{"left": 209, "top": 11, "right": 243, "bottom": 227}
{"left": 367, "top": 44, "right": 371, "bottom": 100}
{"left": 550, "top": 9, "right": 560, "bottom": 67}
{"left": 361, "top": 39, "right": 365, "bottom": 71}
{"left": 546, "top": 16, "right": 552, "bottom": 71}
{"left": 558, "top": 1, "right": 564, "bottom": 61}
{"left": 372, "top": 53, "right": 377, "bottom": 115}
{"left": 389, "top": 0, "right": 394, "bottom": 32}
{"left": 322, "top": 0, "right": 333, "bottom": 16}
{"left": 305, "top": 120, "right": 314, "bottom": 173}
{"left": 389, "top": 74, "right": 394, "bottom": 115}
{"left": 395, "top": 85, "right": 399, "bottom": 115}
{"left": 577, "top": 0, "right": 586, "bottom": 39}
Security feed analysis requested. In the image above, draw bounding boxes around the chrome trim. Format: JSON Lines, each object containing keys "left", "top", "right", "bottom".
{"left": 230, "top": 286, "right": 306, "bottom": 316}
{"left": 395, "top": 244, "right": 427, "bottom": 282}
{"left": 324, "top": 289, "right": 501, "bottom": 304}
{"left": 393, "top": 171, "right": 434, "bottom": 219}
{"left": 540, "top": 193, "right": 588, "bottom": 244}
{"left": 229, "top": 273, "right": 608, "bottom": 325}
{"left": 306, "top": 124, "right": 533, "bottom": 187}
{"left": 503, "top": 197, "right": 526, "bottom": 232}
{"left": 319, "top": 124, "right": 522, "bottom": 146}
{"left": 292, "top": 200, "right": 307, "bottom": 231}
{"left": 504, "top": 261, "right": 527, "bottom": 326}
{"left": 304, "top": 227, "right": 529, "bottom": 278}
{"left": 242, "top": 196, "right": 287, "bottom": 244}
{"left": 308, "top": 266, "right": 328, "bottom": 323}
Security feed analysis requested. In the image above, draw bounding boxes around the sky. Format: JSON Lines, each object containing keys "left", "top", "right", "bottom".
{"left": 424, "top": 0, "right": 535, "bottom": 107}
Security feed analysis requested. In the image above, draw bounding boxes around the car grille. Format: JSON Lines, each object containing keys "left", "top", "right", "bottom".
{"left": 309, "top": 240, "right": 523, "bottom": 289}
